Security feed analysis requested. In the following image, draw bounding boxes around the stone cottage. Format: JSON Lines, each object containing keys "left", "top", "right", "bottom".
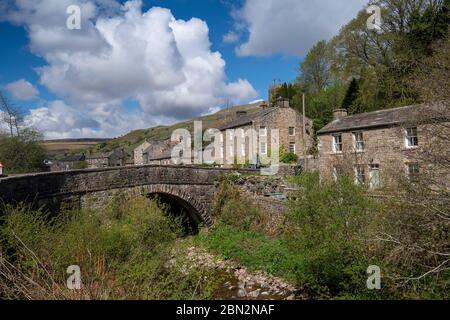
{"left": 48, "top": 153, "right": 86, "bottom": 171}
{"left": 217, "top": 98, "right": 314, "bottom": 168}
{"left": 317, "top": 102, "right": 449, "bottom": 189}
{"left": 86, "top": 149, "right": 127, "bottom": 169}
{"left": 134, "top": 139, "right": 177, "bottom": 166}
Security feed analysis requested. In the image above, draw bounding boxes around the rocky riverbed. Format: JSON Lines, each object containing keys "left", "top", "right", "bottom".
{"left": 168, "top": 246, "right": 311, "bottom": 300}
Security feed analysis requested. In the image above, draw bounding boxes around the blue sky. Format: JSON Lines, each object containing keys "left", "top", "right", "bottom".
{"left": 0, "top": 0, "right": 367, "bottom": 138}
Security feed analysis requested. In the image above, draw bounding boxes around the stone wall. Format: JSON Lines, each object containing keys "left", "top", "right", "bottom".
{"left": 134, "top": 141, "right": 151, "bottom": 165}
{"left": 0, "top": 165, "right": 250, "bottom": 227}
{"left": 222, "top": 107, "right": 314, "bottom": 168}
{"left": 317, "top": 123, "right": 441, "bottom": 188}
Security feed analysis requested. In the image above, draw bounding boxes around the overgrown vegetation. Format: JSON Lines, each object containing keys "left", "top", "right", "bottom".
{"left": 201, "top": 173, "right": 449, "bottom": 299}
{"left": 274, "top": 0, "right": 449, "bottom": 131}
{"left": 0, "top": 89, "right": 46, "bottom": 174}
{"left": 0, "top": 129, "right": 46, "bottom": 174}
{"left": 0, "top": 196, "right": 220, "bottom": 300}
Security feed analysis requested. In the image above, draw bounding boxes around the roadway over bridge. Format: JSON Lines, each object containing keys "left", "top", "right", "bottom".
{"left": 0, "top": 165, "right": 253, "bottom": 228}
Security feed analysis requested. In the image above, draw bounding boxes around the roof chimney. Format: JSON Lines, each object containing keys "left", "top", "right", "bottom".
{"left": 333, "top": 109, "right": 348, "bottom": 120}
{"left": 276, "top": 97, "right": 290, "bottom": 108}
{"left": 236, "top": 110, "right": 247, "bottom": 118}
{"left": 260, "top": 101, "right": 268, "bottom": 110}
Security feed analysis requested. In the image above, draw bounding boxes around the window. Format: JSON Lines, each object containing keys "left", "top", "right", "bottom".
{"left": 289, "top": 142, "right": 296, "bottom": 154}
{"left": 241, "top": 142, "right": 246, "bottom": 156}
{"left": 260, "top": 142, "right": 267, "bottom": 155}
{"left": 289, "top": 127, "right": 295, "bottom": 136}
{"left": 260, "top": 126, "right": 267, "bottom": 137}
{"left": 406, "top": 163, "right": 419, "bottom": 182}
{"left": 355, "top": 165, "right": 366, "bottom": 185}
{"left": 229, "top": 145, "right": 234, "bottom": 157}
{"left": 333, "top": 166, "right": 343, "bottom": 181}
{"left": 353, "top": 132, "right": 364, "bottom": 152}
{"left": 369, "top": 164, "right": 380, "bottom": 189}
{"left": 406, "top": 127, "right": 418, "bottom": 148}
{"left": 143, "top": 153, "right": 149, "bottom": 164}
{"left": 333, "top": 134, "right": 343, "bottom": 153}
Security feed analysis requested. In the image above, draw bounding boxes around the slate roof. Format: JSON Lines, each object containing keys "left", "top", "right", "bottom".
{"left": 317, "top": 102, "right": 449, "bottom": 135}
{"left": 143, "top": 140, "right": 176, "bottom": 160}
{"left": 218, "top": 107, "right": 277, "bottom": 131}
{"left": 87, "top": 149, "right": 126, "bottom": 160}
{"left": 61, "top": 154, "right": 85, "bottom": 162}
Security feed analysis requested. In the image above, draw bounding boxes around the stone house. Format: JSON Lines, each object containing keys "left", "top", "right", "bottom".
{"left": 317, "top": 102, "right": 449, "bottom": 189}
{"left": 216, "top": 98, "right": 314, "bottom": 168}
{"left": 134, "top": 139, "right": 176, "bottom": 166}
{"left": 86, "top": 149, "right": 127, "bottom": 169}
{"left": 48, "top": 153, "right": 86, "bottom": 171}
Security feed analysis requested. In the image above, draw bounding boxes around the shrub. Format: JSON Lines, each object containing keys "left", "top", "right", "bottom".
{"left": 212, "top": 178, "right": 265, "bottom": 232}
{"left": 0, "top": 196, "right": 219, "bottom": 300}
{"left": 284, "top": 172, "right": 380, "bottom": 297}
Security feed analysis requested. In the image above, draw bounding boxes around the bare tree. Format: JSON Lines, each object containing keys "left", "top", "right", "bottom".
{"left": 0, "top": 90, "right": 24, "bottom": 137}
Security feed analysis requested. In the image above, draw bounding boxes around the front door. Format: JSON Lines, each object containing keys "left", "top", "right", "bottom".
{"left": 369, "top": 164, "right": 380, "bottom": 189}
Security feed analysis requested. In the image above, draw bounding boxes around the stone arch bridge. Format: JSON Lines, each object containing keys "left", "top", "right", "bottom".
{"left": 0, "top": 165, "right": 251, "bottom": 228}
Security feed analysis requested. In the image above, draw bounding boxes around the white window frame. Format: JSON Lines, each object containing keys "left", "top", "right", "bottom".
{"left": 405, "top": 127, "right": 418, "bottom": 148}
{"left": 289, "top": 127, "right": 295, "bottom": 136}
{"left": 289, "top": 142, "right": 296, "bottom": 154}
{"left": 353, "top": 132, "right": 365, "bottom": 152}
{"left": 354, "top": 165, "right": 365, "bottom": 185}
{"left": 333, "top": 166, "right": 341, "bottom": 181}
{"left": 406, "top": 162, "right": 419, "bottom": 182}
{"left": 260, "top": 141, "right": 267, "bottom": 155}
{"left": 332, "top": 134, "right": 343, "bottom": 153}
{"left": 260, "top": 126, "right": 267, "bottom": 137}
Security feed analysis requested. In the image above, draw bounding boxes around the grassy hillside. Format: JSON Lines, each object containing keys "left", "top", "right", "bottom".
{"left": 93, "top": 101, "right": 264, "bottom": 154}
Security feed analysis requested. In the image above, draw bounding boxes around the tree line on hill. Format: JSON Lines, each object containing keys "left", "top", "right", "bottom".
{"left": 273, "top": 0, "right": 449, "bottom": 132}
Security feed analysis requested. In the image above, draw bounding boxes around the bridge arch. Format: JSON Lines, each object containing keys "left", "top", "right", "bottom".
{"left": 140, "top": 184, "right": 214, "bottom": 231}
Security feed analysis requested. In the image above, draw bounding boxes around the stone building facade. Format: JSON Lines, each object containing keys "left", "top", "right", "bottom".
{"left": 48, "top": 153, "right": 86, "bottom": 171}
{"left": 217, "top": 98, "right": 314, "bottom": 168}
{"left": 134, "top": 139, "right": 176, "bottom": 166}
{"left": 317, "top": 102, "right": 449, "bottom": 189}
{"left": 86, "top": 149, "right": 127, "bottom": 169}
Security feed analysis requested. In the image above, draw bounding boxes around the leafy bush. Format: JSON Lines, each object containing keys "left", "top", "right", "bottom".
{"left": 212, "top": 178, "right": 265, "bottom": 231}
{"left": 0, "top": 129, "right": 46, "bottom": 174}
{"left": 284, "top": 173, "right": 381, "bottom": 297}
{"left": 280, "top": 146, "right": 298, "bottom": 164}
{"left": 0, "top": 196, "right": 220, "bottom": 300}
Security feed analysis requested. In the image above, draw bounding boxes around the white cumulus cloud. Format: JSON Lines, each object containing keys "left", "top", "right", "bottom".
{"left": 233, "top": 0, "right": 367, "bottom": 57}
{"left": 1, "top": 0, "right": 258, "bottom": 138}
{"left": 5, "top": 79, "right": 39, "bottom": 100}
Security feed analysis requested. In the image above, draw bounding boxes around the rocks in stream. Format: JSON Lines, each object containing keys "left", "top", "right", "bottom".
{"left": 173, "top": 246, "right": 300, "bottom": 300}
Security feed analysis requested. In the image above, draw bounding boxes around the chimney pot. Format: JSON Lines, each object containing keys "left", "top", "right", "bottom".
{"left": 277, "top": 97, "right": 290, "bottom": 108}
{"left": 236, "top": 110, "right": 247, "bottom": 118}
{"left": 333, "top": 109, "right": 348, "bottom": 120}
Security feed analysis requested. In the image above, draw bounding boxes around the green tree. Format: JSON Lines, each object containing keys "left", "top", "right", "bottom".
{"left": 341, "top": 78, "right": 361, "bottom": 114}
{"left": 0, "top": 129, "right": 46, "bottom": 174}
{"left": 298, "top": 40, "right": 336, "bottom": 95}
